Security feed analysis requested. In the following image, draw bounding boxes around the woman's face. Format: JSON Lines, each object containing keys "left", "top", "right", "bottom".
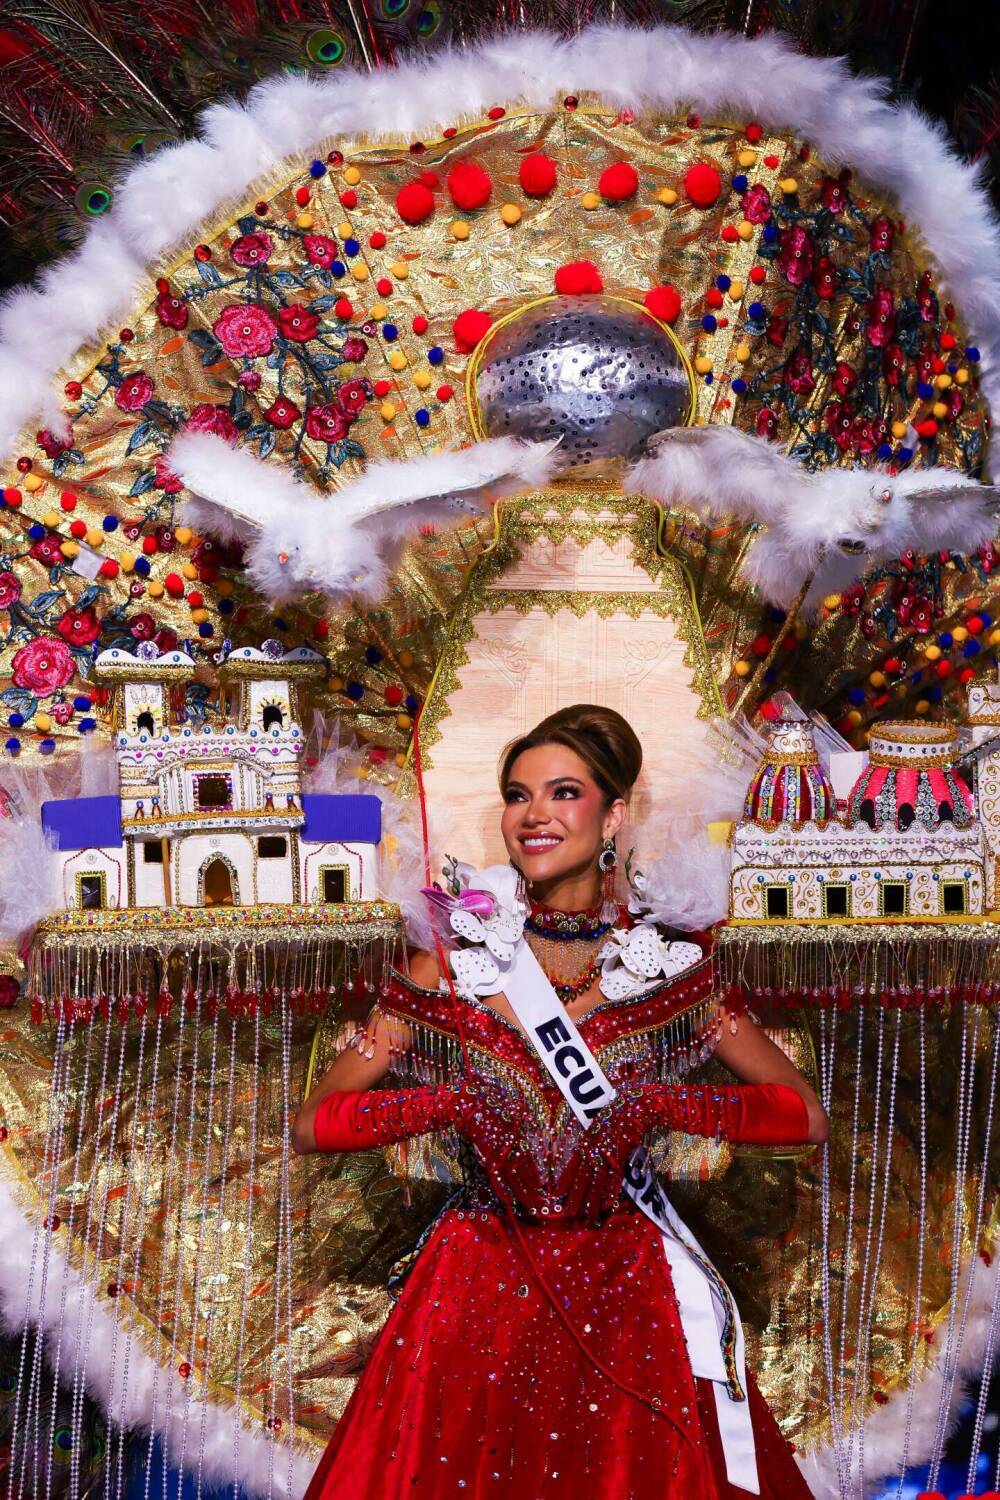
{"left": 500, "top": 742, "right": 625, "bottom": 889}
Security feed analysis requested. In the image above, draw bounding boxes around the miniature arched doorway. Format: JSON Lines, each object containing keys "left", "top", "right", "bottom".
{"left": 200, "top": 855, "right": 239, "bottom": 907}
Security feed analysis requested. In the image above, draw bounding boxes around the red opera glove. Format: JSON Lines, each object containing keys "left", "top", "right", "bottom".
{"left": 637, "top": 1081, "right": 812, "bottom": 1145}
{"left": 312, "top": 1085, "right": 468, "bottom": 1152}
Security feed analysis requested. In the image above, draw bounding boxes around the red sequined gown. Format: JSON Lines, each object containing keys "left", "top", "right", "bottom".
{"left": 302, "top": 946, "right": 814, "bottom": 1500}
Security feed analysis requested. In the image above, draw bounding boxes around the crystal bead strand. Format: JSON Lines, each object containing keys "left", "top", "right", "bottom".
{"left": 857, "top": 1009, "right": 902, "bottom": 1495}
{"left": 174, "top": 998, "right": 223, "bottom": 1496}
{"left": 816, "top": 1007, "right": 848, "bottom": 1497}
{"left": 278, "top": 984, "right": 297, "bottom": 1500}
{"left": 844, "top": 1002, "right": 886, "bottom": 1479}
{"left": 836, "top": 1007, "right": 866, "bottom": 1440}
{"left": 231, "top": 999, "right": 264, "bottom": 1500}
{"left": 194, "top": 1015, "right": 241, "bottom": 1500}
{"left": 928, "top": 1001, "right": 978, "bottom": 1490}
{"left": 894, "top": 1006, "right": 928, "bottom": 1498}
{"left": 266, "top": 989, "right": 291, "bottom": 1500}
{"left": 963, "top": 1017, "right": 1000, "bottom": 1492}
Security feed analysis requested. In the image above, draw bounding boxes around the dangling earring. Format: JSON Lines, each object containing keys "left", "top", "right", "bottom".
{"left": 598, "top": 838, "right": 618, "bottom": 924}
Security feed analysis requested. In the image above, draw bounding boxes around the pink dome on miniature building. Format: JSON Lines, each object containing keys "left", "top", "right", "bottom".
{"left": 743, "top": 721, "right": 836, "bottom": 825}
{"left": 845, "top": 721, "right": 974, "bottom": 832}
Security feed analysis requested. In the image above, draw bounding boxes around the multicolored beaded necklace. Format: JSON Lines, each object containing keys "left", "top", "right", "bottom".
{"left": 524, "top": 897, "right": 626, "bottom": 1003}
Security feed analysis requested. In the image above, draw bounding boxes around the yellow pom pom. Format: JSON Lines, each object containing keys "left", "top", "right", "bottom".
{"left": 990, "top": 629, "right": 1000, "bottom": 646}
{"left": 120, "top": 553, "right": 136, "bottom": 572}
{"left": 501, "top": 203, "right": 522, "bottom": 225}
{"left": 389, "top": 349, "right": 407, "bottom": 371}
{"left": 190, "top": 608, "right": 209, "bottom": 624}
{"left": 778, "top": 177, "right": 798, "bottom": 194}
{"left": 656, "top": 187, "right": 678, "bottom": 205}
{"left": 694, "top": 355, "right": 712, "bottom": 374}
{"left": 450, "top": 220, "right": 470, "bottom": 240}
{"left": 733, "top": 659, "right": 751, "bottom": 677}
{"left": 735, "top": 342, "right": 752, "bottom": 363}
{"left": 924, "top": 644, "right": 942, "bottom": 661}
{"left": 42, "top": 510, "right": 60, "bottom": 528}
{"left": 869, "top": 671, "right": 886, "bottom": 688}
{"left": 147, "top": 580, "right": 164, "bottom": 599}
{"left": 395, "top": 752, "right": 407, "bottom": 768}
{"left": 369, "top": 304, "right": 387, "bottom": 320}
{"left": 727, "top": 280, "right": 744, "bottom": 301}
{"left": 182, "top": 563, "right": 197, "bottom": 580}
{"left": 953, "top": 625, "right": 969, "bottom": 642}
{"left": 175, "top": 526, "right": 192, "bottom": 545}
{"left": 216, "top": 578, "right": 234, "bottom": 597}
{"left": 296, "top": 212, "right": 314, "bottom": 229}
{"left": 932, "top": 401, "right": 948, "bottom": 419}
{"left": 581, "top": 191, "right": 601, "bottom": 210}
{"left": 956, "top": 367, "right": 970, "bottom": 385}
{"left": 343, "top": 166, "right": 361, "bottom": 185}
{"left": 737, "top": 150, "right": 757, "bottom": 168}
{"left": 891, "top": 421, "right": 908, "bottom": 439}
{"left": 915, "top": 699, "right": 930, "bottom": 715}
{"left": 35, "top": 713, "right": 53, "bottom": 732}
{"left": 380, "top": 401, "right": 397, "bottom": 420}
{"left": 24, "top": 473, "right": 43, "bottom": 492}
{"left": 330, "top": 675, "right": 345, "bottom": 692}
{"left": 413, "top": 370, "right": 431, "bottom": 390}
{"left": 845, "top": 709, "right": 862, "bottom": 728}
{"left": 337, "top": 221, "right": 353, "bottom": 239}
{"left": 390, "top": 260, "right": 409, "bottom": 279}
{"left": 737, "top": 219, "right": 754, "bottom": 241}
{"left": 351, "top": 262, "right": 369, "bottom": 282}
{"left": 59, "top": 541, "right": 78, "bottom": 558}
{"left": 396, "top": 713, "right": 412, "bottom": 730}
{"left": 85, "top": 529, "right": 103, "bottom": 548}
{"left": 936, "top": 373, "right": 952, "bottom": 389}
{"left": 823, "top": 593, "right": 841, "bottom": 610}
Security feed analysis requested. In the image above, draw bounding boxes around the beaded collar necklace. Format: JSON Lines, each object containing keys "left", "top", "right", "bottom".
{"left": 524, "top": 897, "right": 618, "bottom": 941}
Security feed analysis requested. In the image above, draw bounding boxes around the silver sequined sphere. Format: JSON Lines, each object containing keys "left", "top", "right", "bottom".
{"left": 475, "top": 295, "right": 692, "bottom": 475}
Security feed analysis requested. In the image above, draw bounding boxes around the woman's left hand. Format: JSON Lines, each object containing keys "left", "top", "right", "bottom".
{"left": 711, "top": 1006, "right": 829, "bottom": 1145}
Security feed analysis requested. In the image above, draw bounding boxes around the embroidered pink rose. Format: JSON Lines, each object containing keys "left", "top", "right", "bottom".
{"left": 0, "top": 572, "right": 21, "bottom": 609}
{"left": 755, "top": 407, "right": 779, "bottom": 440}
{"left": 305, "top": 403, "right": 351, "bottom": 443}
{"left": 866, "top": 288, "right": 896, "bottom": 348}
{"left": 238, "top": 370, "right": 262, "bottom": 391}
{"left": 820, "top": 176, "right": 849, "bottom": 214}
{"left": 784, "top": 349, "right": 815, "bottom": 395}
{"left": 765, "top": 314, "right": 788, "bottom": 349}
{"left": 341, "top": 337, "right": 368, "bottom": 363}
{"left": 910, "top": 597, "right": 933, "bottom": 633}
{"left": 129, "top": 613, "right": 155, "bottom": 641}
{"left": 812, "top": 255, "right": 837, "bottom": 302}
{"left": 851, "top": 415, "right": 886, "bottom": 456}
{"left": 36, "top": 428, "right": 71, "bottom": 459}
{"left": 185, "top": 404, "right": 239, "bottom": 442}
{"left": 335, "top": 379, "right": 370, "bottom": 419}
{"left": 832, "top": 361, "right": 857, "bottom": 397}
{"left": 116, "top": 372, "right": 154, "bottom": 411}
{"left": 870, "top": 217, "right": 894, "bottom": 254}
{"left": 740, "top": 184, "right": 772, "bottom": 224}
{"left": 154, "top": 628, "right": 178, "bottom": 653}
{"left": 303, "top": 234, "right": 339, "bottom": 268}
{"left": 154, "top": 455, "right": 183, "bottom": 493}
{"left": 51, "top": 700, "right": 74, "bottom": 725}
{"left": 840, "top": 585, "right": 864, "bottom": 616}
{"left": 778, "top": 226, "right": 814, "bottom": 286}
{"left": 213, "top": 303, "right": 278, "bottom": 359}
{"left": 56, "top": 606, "right": 101, "bottom": 646}
{"left": 12, "top": 636, "right": 75, "bottom": 696}
{"left": 264, "top": 398, "right": 301, "bottom": 430}
{"left": 825, "top": 401, "right": 855, "bottom": 451}
{"left": 156, "top": 293, "right": 189, "bottom": 329}
{"left": 278, "top": 304, "right": 320, "bottom": 342}
{"left": 29, "top": 534, "right": 64, "bottom": 566}
{"left": 882, "top": 343, "right": 906, "bottom": 388}
{"left": 231, "top": 232, "right": 273, "bottom": 267}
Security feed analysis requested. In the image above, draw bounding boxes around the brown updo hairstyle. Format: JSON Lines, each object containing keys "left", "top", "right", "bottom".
{"left": 499, "top": 704, "right": 643, "bottom": 806}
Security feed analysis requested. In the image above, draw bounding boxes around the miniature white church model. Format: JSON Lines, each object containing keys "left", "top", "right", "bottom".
{"left": 40, "top": 639, "right": 381, "bottom": 913}
{"left": 729, "top": 673, "right": 1000, "bottom": 924}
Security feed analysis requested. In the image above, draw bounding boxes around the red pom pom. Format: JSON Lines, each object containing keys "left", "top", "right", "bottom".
{"left": 453, "top": 309, "right": 493, "bottom": 353}
{"left": 376, "top": 277, "right": 393, "bottom": 297}
{"left": 412, "top": 315, "right": 429, "bottom": 334}
{"left": 936, "top": 659, "right": 953, "bottom": 678}
{"left": 396, "top": 181, "right": 435, "bottom": 224}
{"left": 69, "top": 519, "right": 87, "bottom": 539}
{"left": 554, "top": 260, "right": 603, "bottom": 295}
{"left": 164, "top": 572, "right": 184, "bottom": 597}
{"left": 751, "top": 634, "right": 772, "bottom": 657}
{"left": 598, "top": 162, "right": 639, "bottom": 203}
{"left": 98, "top": 559, "right": 119, "bottom": 579}
{"left": 519, "top": 153, "right": 557, "bottom": 198}
{"left": 644, "top": 285, "right": 681, "bottom": 325}
{"left": 967, "top": 615, "right": 985, "bottom": 634}
{"left": 418, "top": 170, "right": 441, "bottom": 190}
{"left": 705, "top": 288, "right": 724, "bottom": 309}
{"left": 749, "top": 266, "right": 766, "bottom": 285}
{"left": 447, "top": 161, "right": 492, "bottom": 211}
{"left": 915, "top": 419, "right": 939, "bottom": 439}
{"left": 339, "top": 189, "right": 358, "bottom": 209}
{"left": 369, "top": 231, "right": 387, "bottom": 249}
{"left": 334, "top": 297, "right": 354, "bottom": 320}
{"left": 684, "top": 163, "right": 722, "bottom": 208}
{"left": 385, "top": 684, "right": 404, "bottom": 706}
{"left": 437, "top": 384, "right": 454, "bottom": 401}
{"left": 745, "top": 122, "right": 763, "bottom": 143}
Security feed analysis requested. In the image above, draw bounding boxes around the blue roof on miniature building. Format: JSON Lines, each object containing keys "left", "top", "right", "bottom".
{"left": 300, "top": 794, "right": 381, "bottom": 845}
{"left": 41, "top": 795, "right": 123, "bottom": 851}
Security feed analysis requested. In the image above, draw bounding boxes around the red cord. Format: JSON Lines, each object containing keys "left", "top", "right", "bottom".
{"left": 409, "top": 706, "right": 711, "bottom": 1481}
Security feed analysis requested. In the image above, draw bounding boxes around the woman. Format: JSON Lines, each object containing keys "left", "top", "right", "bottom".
{"left": 292, "top": 704, "right": 827, "bottom": 1499}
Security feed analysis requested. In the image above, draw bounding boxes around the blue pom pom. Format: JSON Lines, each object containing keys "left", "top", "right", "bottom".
{"left": 701, "top": 314, "right": 717, "bottom": 333}
{"left": 382, "top": 323, "right": 398, "bottom": 341}
{"left": 28, "top": 523, "right": 45, "bottom": 540}
{"left": 134, "top": 557, "right": 151, "bottom": 576}
{"left": 346, "top": 681, "right": 364, "bottom": 701}
{"left": 78, "top": 717, "right": 96, "bottom": 733}
{"left": 8, "top": 713, "right": 24, "bottom": 729}
{"left": 415, "top": 408, "right": 431, "bottom": 427}
{"left": 928, "top": 685, "right": 943, "bottom": 703}
{"left": 980, "top": 612, "right": 993, "bottom": 626}
{"left": 947, "top": 363, "right": 958, "bottom": 375}
{"left": 309, "top": 159, "right": 326, "bottom": 178}
{"left": 876, "top": 443, "right": 893, "bottom": 461}
{"left": 344, "top": 237, "right": 360, "bottom": 257}
{"left": 848, "top": 687, "right": 866, "bottom": 706}
{"left": 966, "top": 346, "right": 981, "bottom": 362}
{"left": 365, "top": 646, "right": 382, "bottom": 665}
{"left": 731, "top": 174, "right": 748, "bottom": 193}
{"left": 964, "top": 640, "right": 981, "bottom": 657}
{"left": 73, "top": 696, "right": 91, "bottom": 711}
{"left": 917, "top": 381, "right": 933, "bottom": 399}
{"left": 5, "top": 738, "right": 20, "bottom": 754}
{"left": 198, "top": 622, "right": 214, "bottom": 638}
{"left": 428, "top": 346, "right": 445, "bottom": 365}
{"left": 703, "top": 373, "right": 713, "bottom": 385}
{"left": 273, "top": 617, "right": 288, "bottom": 630}
{"left": 748, "top": 301, "right": 765, "bottom": 320}
{"left": 220, "top": 598, "right": 234, "bottom": 615}
{"left": 39, "top": 738, "right": 56, "bottom": 755}
{"left": 762, "top": 667, "right": 776, "bottom": 683}
{"left": 762, "top": 224, "right": 778, "bottom": 242}
{"left": 938, "top": 632, "right": 953, "bottom": 648}
{"left": 715, "top": 274, "right": 731, "bottom": 292}
{"left": 732, "top": 378, "right": 747, "bottom": 395}
{"left": 898, "top": 447, "right": 914, "bottom": 463}
{"left": 331, "top": 261, "right": 346, "bottom": 278}
{"left": 405, "top": 694, "right": 419, "bottom": 713}
{"left": 102, "top": 515, "right": 119, "bottom": 532}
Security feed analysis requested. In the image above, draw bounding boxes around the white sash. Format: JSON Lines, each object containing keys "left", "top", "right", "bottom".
{"left": 473, "top": 867, "right": 759, "bottom": 1494}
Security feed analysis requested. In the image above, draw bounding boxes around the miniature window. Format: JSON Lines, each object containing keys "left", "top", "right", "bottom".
{"left": 941, "top": 880, "right": 967, "bottom": 915}
{"left": 764, "top": 885, "right": 789, "bottom": 919}
{"left": 258, "top": 836, "right": 287, "bottom": 859}
{"left": 136, "top": 710, "right": 156, "bottom": 735}
{"left": 322, "top": 867, "right": 348, "bottom": 903}
{"left": 78, "top": 873, "right": 105, "bottom": 910}
{"left": 879, "top": 881, "right": 908, "bottom": 917}
{"left": 142, "top": 841, "right": 164, "bottom": 864}
{"left": 196, "top": 775, "right": 231, "bottom": 809}
{"left": 823, "top": 883, "right": 849, "bottom": 918}
{"left": 262, "top": 704, "right": 284, "bottom": 731}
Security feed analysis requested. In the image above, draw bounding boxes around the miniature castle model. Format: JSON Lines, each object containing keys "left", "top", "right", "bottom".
{"left": 40, "top": 640, "right": 381, "bottom": 913}
{"left": 729, "top": 678, "right": 1000, "bottom": 923}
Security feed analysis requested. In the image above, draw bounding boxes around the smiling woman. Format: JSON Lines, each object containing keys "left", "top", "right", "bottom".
{"left": 290, "top": 702, "right": 826, "bottom": 1500}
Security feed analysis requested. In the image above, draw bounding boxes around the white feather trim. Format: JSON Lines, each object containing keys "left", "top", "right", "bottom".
{"left": 628, "top": 426, "right": 1000, "bottom": 608}
{"left": 3, "top": 25, "right": 1000, "bottom": 464}
{"left": 0, "top": 1174, "right": 316, "bottom": 1499}
{"left": 170, "top": 429, "right": 557, "bottom": 605}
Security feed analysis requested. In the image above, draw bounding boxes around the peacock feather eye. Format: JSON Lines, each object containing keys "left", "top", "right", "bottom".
{"left": 52, "top": 1425, "right": 74, "bottom": 1461}
{"left": 305, "top": 29, "right": 347, "bottom": 67}
{"left": 74, "top": 182, "right": 112, "bottom": 218}
{"left": 0, "top": 1364, "right": 16, "bottom": 1395}
{"left": 382, "top": 0, "right": 410, "bottom": 15}
{"left": 91, "top": 1432, "right": 106, "bottom": 1462}
{"left": 416, "top": 2, "right": 441, "bottom": 37}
